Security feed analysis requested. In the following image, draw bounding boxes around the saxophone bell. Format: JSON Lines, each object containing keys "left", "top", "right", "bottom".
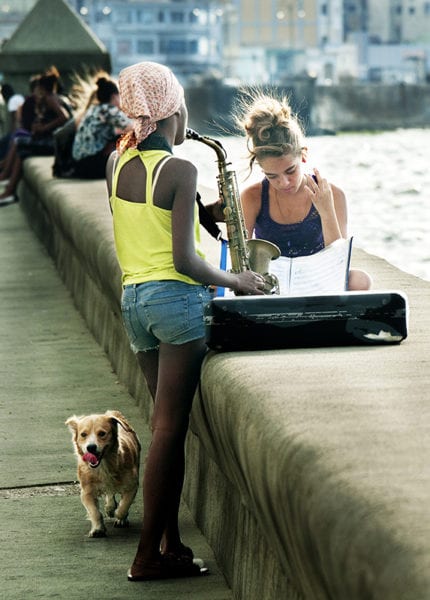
{"left": 247, "top": 239, "right": 281, "bottom": 295}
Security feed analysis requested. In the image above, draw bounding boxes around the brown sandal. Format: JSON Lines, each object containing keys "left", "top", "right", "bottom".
{"left": 128, "top": 554, "right": 208, "bottom": 581}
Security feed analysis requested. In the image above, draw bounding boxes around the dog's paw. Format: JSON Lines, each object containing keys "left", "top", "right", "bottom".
{"left": 113, "top": 517, "right": 130, "bottom": 528}
{"left": 89, "top": 527, "right": 107, "bottom": 538}
{"left": 105, "top": 495, "right": 118, "bottom": 518}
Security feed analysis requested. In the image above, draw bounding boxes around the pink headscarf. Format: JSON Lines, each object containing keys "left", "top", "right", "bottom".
{"left": 117, "top": 61, "right": 184, "bottom": 154}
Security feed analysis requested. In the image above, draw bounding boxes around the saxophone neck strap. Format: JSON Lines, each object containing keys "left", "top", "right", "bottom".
{"left": 196, "top": 192, "right": 225, "bottom": 242}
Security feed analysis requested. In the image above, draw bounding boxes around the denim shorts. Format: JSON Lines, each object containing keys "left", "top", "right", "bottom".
{"left": 121, "top": 280, "right": 213, "bottom": 352}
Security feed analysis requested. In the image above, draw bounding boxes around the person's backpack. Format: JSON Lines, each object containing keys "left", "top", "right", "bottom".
{"left": 52, "top": 117, "right": 76, "bottom": 177}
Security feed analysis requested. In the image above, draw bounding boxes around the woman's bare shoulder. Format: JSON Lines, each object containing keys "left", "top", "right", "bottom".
{"left": 330, "top": 181, "right": 346, "bottom": 204}
{"left": 241, "top": 181, "right": 263, "bottom": 203}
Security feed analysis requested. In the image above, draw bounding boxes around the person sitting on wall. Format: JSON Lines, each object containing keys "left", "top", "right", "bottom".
{"left": 0, "top": 72, "right": 70, "bottom": 206}
{"left": 0, "top": 83, "right": 25, "bottom": 160}
{"left": 0, "top": 75, "right": 43, "bottom": 172}
{"left": 71, "top": 76, "right": 132, "bottom": 179}
{"left": 235, "top": 90, "right": 372, "bottom": 291}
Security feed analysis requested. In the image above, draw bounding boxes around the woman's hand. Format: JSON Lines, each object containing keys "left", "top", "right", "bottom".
{"left": 304, "top": 167, "right": 345, "bottom": 245}
{"left": 31, "top": 122, "right": 45, "bottom": 136}
{"left": 232, "top": 270, "right": 266, "bottom": 295}
{"left": 304, "top": 168, "right": 336, "bottom": 217}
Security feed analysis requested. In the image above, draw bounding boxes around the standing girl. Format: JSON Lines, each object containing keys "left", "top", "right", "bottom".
{"left": 106, "top": 62, "right": 264, "bottom": 581}
{"left": 236, "top": 92, "right": 371, "bottom": 290}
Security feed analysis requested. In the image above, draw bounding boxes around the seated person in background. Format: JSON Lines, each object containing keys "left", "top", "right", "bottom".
{"left": 43, "top": 64, "right": 73, "bottom": 118}
{"left": 1, "top": 67, "right": 70, "bottom": 174}
{"left": 0, "top": 75, "right": 41, "bottom": 166}
{"left": 236, "top": 91, "right": 371, "bottom": 291}
{"left": 15, "top": 75, "right": 41, "bottom": 134}
{"left": 72, "top": 76, "right": 132, "bottom": 179}
{"left": 0, "top": 83, "right": 25, "bottom": 160}
{"left": 0, "top": 72, "right": 69, "bottom": 206}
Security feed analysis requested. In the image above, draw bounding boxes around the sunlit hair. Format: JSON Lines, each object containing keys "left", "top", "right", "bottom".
{"left": 67, "top": 69, "right": 113, "bottom": 121}
{"left": 235, "top": 89, "right": 305, "bottom": 170}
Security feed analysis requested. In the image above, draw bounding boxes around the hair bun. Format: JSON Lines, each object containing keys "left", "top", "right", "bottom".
{"left": 235, "top": 90, "right": 305, "bottom": 168}
{"left": 96, "top": 77, "right": 109, "bottom": 87}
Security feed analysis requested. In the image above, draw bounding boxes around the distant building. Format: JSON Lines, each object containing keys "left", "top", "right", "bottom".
{"left": 344, "top": 0, "right": 430, "bottom": 82}
{"left": 345, "top": 0, "right": 430, "bottom": 44}
{"left": 0, "top": 0, "right": 110, "bottom": 93}
{"left": 67, "top": 0, "right": 224, "bottom": 82}
{"left": 0, "top": 0, "right": 36, "bottom": 49}
{"left": 1, "top": 0, "right": 430, "bottom": 86}
{"left": 220, "top": 1, "right": 350, "bottom": 84}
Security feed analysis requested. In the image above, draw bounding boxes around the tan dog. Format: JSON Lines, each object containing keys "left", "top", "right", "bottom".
{"left": 66, "top": 410, "right": 141, "bottom": 538}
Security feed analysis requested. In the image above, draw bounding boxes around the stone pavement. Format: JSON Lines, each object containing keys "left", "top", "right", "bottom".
{"left": 0, "top": 204, "right": 232, "bottom": 599}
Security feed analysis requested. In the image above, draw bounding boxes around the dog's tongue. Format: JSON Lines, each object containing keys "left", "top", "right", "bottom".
{"left": 82, "top": 452, "right": 99, "bottom": 466}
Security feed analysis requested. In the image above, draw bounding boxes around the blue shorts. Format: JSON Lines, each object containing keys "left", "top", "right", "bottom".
{"left": 121, "top": 280, "right": 213, "bottom": 353}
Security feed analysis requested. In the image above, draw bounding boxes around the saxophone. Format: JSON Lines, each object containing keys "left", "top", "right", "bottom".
{"left": 186, "top": 128, "right": 280, "bottom": 294}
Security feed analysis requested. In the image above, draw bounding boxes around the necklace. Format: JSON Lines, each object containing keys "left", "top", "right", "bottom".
{"left": 272, "top": 176, "right": 310, "bottom": 224}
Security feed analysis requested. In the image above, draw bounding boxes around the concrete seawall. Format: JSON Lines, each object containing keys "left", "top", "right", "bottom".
{"left": 186, "top": 80, "right": 430, "bottom": 135}
{"left": 18, "top": 157, "right": 430, "bottom": 599}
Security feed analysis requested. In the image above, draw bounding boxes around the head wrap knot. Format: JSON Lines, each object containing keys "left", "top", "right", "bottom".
{"left": 117, "top": 61, "right": 184, "bottom": 154}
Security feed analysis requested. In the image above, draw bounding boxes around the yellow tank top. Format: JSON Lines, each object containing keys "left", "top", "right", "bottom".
{"left": 110, "top": 148, "right": 205, "bottom": 286}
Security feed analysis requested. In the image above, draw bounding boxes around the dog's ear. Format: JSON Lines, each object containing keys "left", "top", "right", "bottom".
{"left": 65, "top": 416, "right": 79, "bottom": 434}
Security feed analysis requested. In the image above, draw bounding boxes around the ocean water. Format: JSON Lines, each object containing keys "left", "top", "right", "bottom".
{"left": 180, "top": 127, "right": 430, "bottom": 283}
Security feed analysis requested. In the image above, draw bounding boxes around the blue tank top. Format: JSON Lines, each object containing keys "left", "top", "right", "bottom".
{"left": 254, "top": 178, "right": 324, "bottom": 257}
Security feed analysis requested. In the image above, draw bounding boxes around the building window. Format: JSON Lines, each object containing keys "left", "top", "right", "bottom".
{"left": 171, "top": 11, "right": 185, "bottom": 23}
{"left": 117, "top": 9, "right": 133, "bottom": 24}
{"left": 425, "top": 2, "right": 430, "bottom": 15}
{"left": 321, "top": 3, "right": 328, "bottom": 16}
{"left": 117, "top": 40, "right": 132, "bottom": 54}
{"left": 160, "top": 39, "right": 187, "bottom": 54}
{"left": 95, "top": 7, "right": 111, "bottom": 23}
{"left": 189, "top": 39, "right": 198, "bottom": 54}
{"left": 409, "top": 6, "right": 416, "bottom": 14}
{"left": 136, "top": 9, "right": 154, "bottom": 24}
{"left": 137, "top": 40, "right": 155, "bottom": 54}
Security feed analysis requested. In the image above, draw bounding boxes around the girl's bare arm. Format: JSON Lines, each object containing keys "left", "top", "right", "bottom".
{"left": 170, "top": 158, "right": 264, "bottom": 294}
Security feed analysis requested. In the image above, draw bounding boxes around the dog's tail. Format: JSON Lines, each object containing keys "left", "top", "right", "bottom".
{"left": 105, "top": 410, "right": 136, "bottom": 434}
{"left": 106, "top": 410, "right": 141, "bottom": 454}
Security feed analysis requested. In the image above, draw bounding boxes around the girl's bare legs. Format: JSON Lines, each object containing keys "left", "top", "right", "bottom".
{"left": 131, "top": 338, "right": 207, "bottom": 571}
{"left": 137, "top": 348, "right": 186, "bottom": 554}
{"left": 0, "top": 153, "right": 22, "bottom": 199}
{"left": 0, "top": 141, "right": 17, "bottom": 180}
{"left": 137, "top": 348, "right": 158, "bottom": 400}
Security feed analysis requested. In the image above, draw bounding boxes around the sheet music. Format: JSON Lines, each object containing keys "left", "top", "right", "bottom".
{"left": 219, "top": 237, "right": 352, "bottom": 297}
{"left": 269, "top": 237, "right": 352, "bottom": 296}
